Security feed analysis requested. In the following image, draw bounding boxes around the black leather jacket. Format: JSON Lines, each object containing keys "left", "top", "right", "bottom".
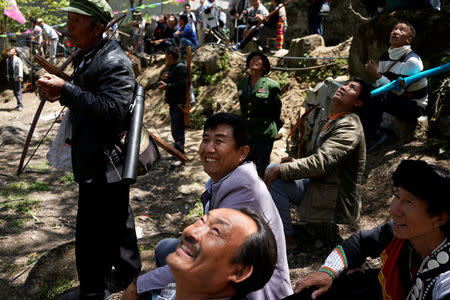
{"left": 164, "top": 60, "right": 187, "bottom": 106}
{"left": 60, "top": 39, "right": 135, "bottom": 182}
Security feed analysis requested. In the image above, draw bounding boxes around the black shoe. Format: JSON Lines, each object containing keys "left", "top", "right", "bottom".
{"left": 65, "top": 289, "right": 111, "bottom": 300}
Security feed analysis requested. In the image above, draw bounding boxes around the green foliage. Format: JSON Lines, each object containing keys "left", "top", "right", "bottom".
{"left": 1, "top": 181, "right": 49, "bottom": 200}
{"left": 26, "top": 252, "right": 40, "bottom": 265}
{"left": 60, "top": 173, "right": 75, "bottom": 185}
{"left": 295, "top": 54, "right": 349, "bottom": 83}
{"left": 39, "top": 278, "right": 74, "bottom": 300}
{"left": 272, "top": 71, "right": 294, "bottom": 93}
{"left": 193, "top": 54, "right": 230, "bottom": 86}
{"left": 189, "top": 110, "right": 207, "bottom": 130}
{"left": 4, "top": 0, "right": 69, "bottom": 35}
{"left": 183, "top": 198, "right": 203, "bottom": 223}
{"left": 0, "top": 198, "right": 40, "bottom": 215}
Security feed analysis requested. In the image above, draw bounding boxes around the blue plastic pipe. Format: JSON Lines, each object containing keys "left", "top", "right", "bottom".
{"left": 370, "top": 62, "right": 450, "bottom": 97}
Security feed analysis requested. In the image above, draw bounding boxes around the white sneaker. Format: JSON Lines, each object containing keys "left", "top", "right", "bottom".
{"left": 172, "top": 160, "right": 183, "bottom": 167}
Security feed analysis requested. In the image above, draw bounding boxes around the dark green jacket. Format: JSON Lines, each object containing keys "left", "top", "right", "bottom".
{"left": 164, "top": 60, "right": 188, "bottom": 106}
{"left": 237, "top": 76, "right": 282, "bottom": 141}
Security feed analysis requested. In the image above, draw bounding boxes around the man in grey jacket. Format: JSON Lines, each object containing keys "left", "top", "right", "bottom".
{"left": 133, "top": 113, "right": 292, "bottom": 299}
{"left": 264, "top": 79, "right": 369, "bottom": 250}
{"left": 6, "top": 48, "right": 23, "bottom": 111}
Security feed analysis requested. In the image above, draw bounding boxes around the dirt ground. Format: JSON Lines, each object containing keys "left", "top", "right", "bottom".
{"left": 1, "top": 55, "right": 449, "bottom": 300}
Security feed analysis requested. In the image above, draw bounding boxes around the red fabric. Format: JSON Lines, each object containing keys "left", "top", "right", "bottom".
{"left": 378, "top": 238, "right": 407, "bottom": 300}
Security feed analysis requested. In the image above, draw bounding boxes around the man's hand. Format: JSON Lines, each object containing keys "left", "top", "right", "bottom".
{"left": 174, "top": 31, "right": 181, "bottom": 37}
{"left": 158, "top": 81, "right": 168, "bottom": 90}
{"left": 365, "top": 60, "right": 381, "bottom": 79}
{"left": 294, "top": 272, "right": 333, "bottom": 299}
{"left": 255, "top": 14, "right": 264, "bottom": 22}
{"left": 281, "top": 156, "right": 295, "bottom": 163}
{"left": 18, "top": 78, "right": 23, "bottom": 83}
{"left": 121, "top": 280, "right": 141, "bottom": 300}
{"left": 37, "top": 73, "right": 65, "bottom": 102}
{"left": 263, "top": 165, "right": 281, "bottom": 189}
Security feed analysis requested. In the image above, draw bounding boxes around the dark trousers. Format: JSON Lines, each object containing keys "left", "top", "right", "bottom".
{"left": 169, "top": 104, "right": 185, "bottom": 154}
{"left": 307, "top": 0, "right": 325, "bottom": 35}
{"left": 8, "top": 78, "right": 22, "bottom": 108}
{"left": 359, "top": 93, "right": 425, "bottom": 137}
{"left": 248, "top": 139, "right": 274, "bottom": 178}
{"left": 76, "top": 181, "right": 141, "bottom": 294}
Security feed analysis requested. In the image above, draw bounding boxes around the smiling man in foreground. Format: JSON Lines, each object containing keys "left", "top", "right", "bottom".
{"left": 122, "top": 208, "right": 278, "bottom": 300}
{"left": 129, "top": 113, "right": 292, "bottom": 299}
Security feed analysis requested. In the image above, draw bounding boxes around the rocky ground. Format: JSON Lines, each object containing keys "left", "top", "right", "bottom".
{"left": 0, "top": 51, "right": 449, "bottom": 300}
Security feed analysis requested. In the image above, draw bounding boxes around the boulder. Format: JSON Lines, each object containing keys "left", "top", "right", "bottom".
{"left": 0, "top": 122, "right": 36, "bottom": 146}
{"left": 25, "top": 241, "right": 77, "bottom": 299}
{"left": 136, "top": 55, "right": 166, "bottom": 90}
{"left": 289, "top": 77, "right": 347, "bottom": 156}
{"left": 192, "top": 44, "right": 228, "bottom": 75}
{"left": 288, "top": 35, "right": 324, "bottom": 60}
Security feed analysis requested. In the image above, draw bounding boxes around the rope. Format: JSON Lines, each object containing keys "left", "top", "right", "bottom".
{"left": 272, "top": 62, "right": 337, "bottom": 71}
{"left": 202, "top": 42, "right": 348, "bottom": 60}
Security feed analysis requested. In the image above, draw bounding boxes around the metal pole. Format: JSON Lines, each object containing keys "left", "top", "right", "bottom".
{"left": 3, "top": 15, "right": 8, "bottom": 49}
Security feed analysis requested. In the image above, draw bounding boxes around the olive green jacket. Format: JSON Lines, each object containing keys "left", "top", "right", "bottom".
{"left": 280, "top": 113, "right": 366, "bottom": 224}
{"left": 238, "top": 76, "right": 282, "bottom": 141}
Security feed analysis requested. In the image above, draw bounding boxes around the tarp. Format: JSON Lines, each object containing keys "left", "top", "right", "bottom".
{"left": 3, "top": 0, "right": 26, "bottom": 25}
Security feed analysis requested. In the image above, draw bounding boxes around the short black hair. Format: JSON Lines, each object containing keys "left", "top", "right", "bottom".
{"left": 230, "top": 208, "right": 277, "bottom": 298}
{"left": 184, "top": 3, "right": 190, "bottom": 7}
{"left": 393, "top": 160, "right": 450, "bottom": 235}
{"left": 165, "top": 46, "right": 180, "bottom": 60}
{"left": 179, "top": 14, "right": 188, "bottom": 24}
{"left": 397, "top": 21, "right": 416, "bottom": 39}
{"left": 350, "top": 77, "right": 371, "bottom": 104}
{"left": 203, "top": 113, "right": 252, "bottom": 150}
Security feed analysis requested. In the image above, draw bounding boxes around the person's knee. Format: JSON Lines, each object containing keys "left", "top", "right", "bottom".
{"left": 154, "top": 238, "right": 179, "bottom": 267}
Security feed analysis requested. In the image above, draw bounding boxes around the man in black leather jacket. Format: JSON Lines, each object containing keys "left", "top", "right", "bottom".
{"left": 37, "top": 0, "right": 141, "bottom": 298}
{"left": 158, "top": 46, "right": 188, "bottom": 161}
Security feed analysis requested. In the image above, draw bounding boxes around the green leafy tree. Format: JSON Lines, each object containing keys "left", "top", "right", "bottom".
{"left": 4, "top": 0, "right": 69, "bottom": 34}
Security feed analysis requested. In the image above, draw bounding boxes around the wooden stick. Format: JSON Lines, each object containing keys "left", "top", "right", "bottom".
{"left": 184, "top": 46, "right": 192, "bottom": 126}
{"left": 148, "top": 132, "right": 187, "bottom": 163}
{"left": 34, "top": 54, "right": 72, "bottom": 81}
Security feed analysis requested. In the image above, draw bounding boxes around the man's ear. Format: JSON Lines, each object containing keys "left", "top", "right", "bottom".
{"left": 239, "top": 145, "right": 251, "bottom": 163}
{"left": 229, "top": 264, "right": 253, "bottom": 284}
{"left": 433, "top": 211, "right": 449, "bottom": 228}
{"left": 353, "top": 99, "right": 363, "bottom": 109}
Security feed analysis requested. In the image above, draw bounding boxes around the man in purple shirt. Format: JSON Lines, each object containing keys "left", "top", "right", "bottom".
{"left": 130, "top": 113, "right": 293, "bottom": 299}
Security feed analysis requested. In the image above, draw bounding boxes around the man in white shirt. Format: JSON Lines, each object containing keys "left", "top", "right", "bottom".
{"left": 37, "top": 18, "right": 59, "bottom": 64}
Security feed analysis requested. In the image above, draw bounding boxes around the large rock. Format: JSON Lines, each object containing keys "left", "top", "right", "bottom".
{"left": 0, "top": 122, "right": 36, "bottom": 146}
{"left": 289, "top": 77, "right": 348, "bottom": 156}
{"left": 25, "top": 241, "right": 77, "bottom": 299}
{"left": 288, "top": 35, "right": 324, "bottom": 64}
{"left": 136, "top": 55, "right": 166, "bottom": 90}
{"left": 192, "top": 44, "right": 228, "bottom": 75}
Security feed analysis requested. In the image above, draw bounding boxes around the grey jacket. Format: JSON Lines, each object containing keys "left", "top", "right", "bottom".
{"left": 6, "top": 55, "right": 23, "bottom": 82}
{"left": 280, "top": 113, "right": 366, "bottom": 224}
{"left": 137, "top": 162, "right": 293, "bottom": 299}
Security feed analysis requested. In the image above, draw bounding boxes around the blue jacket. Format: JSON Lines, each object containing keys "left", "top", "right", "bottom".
{"left": 175, "top": 23, "right": 198, "bottom": 46}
